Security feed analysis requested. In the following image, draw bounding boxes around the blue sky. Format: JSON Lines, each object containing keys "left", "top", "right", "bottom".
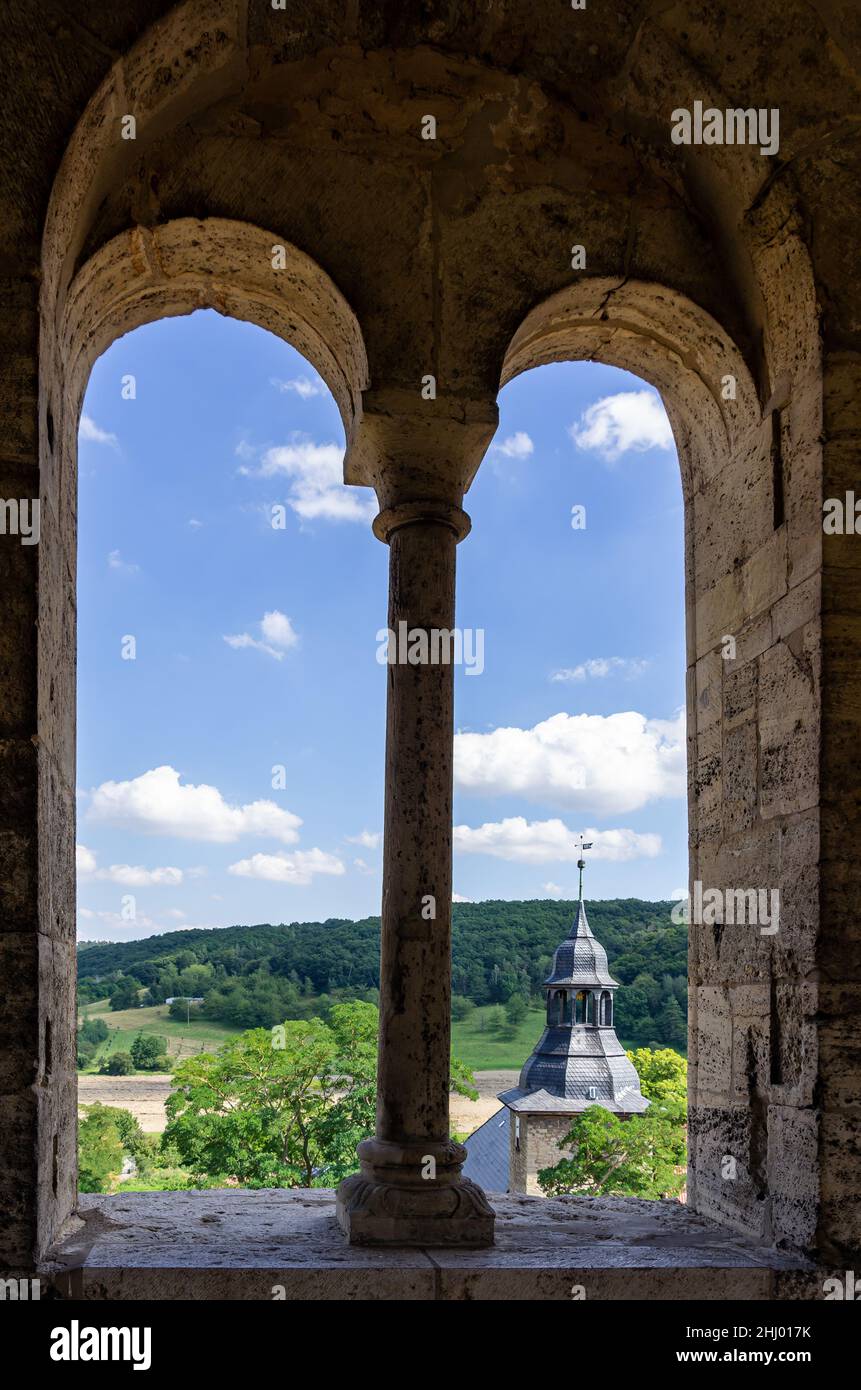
{"left": 76, "top": 310, "right": 687, "bottom": 941}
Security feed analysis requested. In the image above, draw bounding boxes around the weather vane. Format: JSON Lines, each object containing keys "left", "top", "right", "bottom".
{"left": 576, "top": 836, "right": 593, "bottom": 902}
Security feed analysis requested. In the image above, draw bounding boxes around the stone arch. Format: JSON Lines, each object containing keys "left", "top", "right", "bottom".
{"left": 55, "top": 217, "right": 369, "bottom": 435}
{"left": 499, "top": 277, "right": 762, "bottom": 503}
{"left": 494, "top": 271, "right": 825, "bottom": 1253}
{"left": 3, "top": 0, "right": 848, "bottom": 1272}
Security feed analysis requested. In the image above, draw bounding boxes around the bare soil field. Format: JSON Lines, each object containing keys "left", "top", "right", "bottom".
{"left": 78, "top": 1069, "right": 519, "bottom": 1137}
{"left": 78, "top": 1073, "right": 173, "bottom": 1132}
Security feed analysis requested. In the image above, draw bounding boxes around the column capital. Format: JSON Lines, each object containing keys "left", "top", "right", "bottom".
{"left": 344, "top": 386, "right": 498, "bottom": 511}
{"left": 372, "top": 499, "right": 471, "bottom": 544}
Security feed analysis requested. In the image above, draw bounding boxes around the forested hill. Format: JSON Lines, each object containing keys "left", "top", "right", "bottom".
{"left": 77, "top": 899, "right": 687, "bottom": 1047}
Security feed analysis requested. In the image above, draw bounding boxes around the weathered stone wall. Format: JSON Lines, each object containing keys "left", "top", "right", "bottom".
{"left": 0, "top": 0, "right": 857, "bottom": 1269}
{"left": 510, "top": 1114, "right": 575, "bottom": 1196}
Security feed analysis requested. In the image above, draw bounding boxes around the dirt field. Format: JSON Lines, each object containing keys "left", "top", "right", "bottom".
{"left": 78, "top": 1069, "right": 519, "bottom": 1137}
{"left": 78, "top": 1073, "right": 174, "bottom": 1132}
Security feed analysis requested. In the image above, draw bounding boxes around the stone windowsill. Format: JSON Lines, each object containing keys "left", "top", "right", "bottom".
{"left": 43, "top": 1189, "right": 813, "bottom": 1300}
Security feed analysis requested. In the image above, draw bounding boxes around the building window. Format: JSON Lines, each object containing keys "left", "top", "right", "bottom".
{"left": 514, "top": 1116, "right": 521, "bottom": 1152}
{"left": 588, "top": 1086, "right": 597, "bottom": 1100}
{"left": 601, "top": 991, "right": 612, "bottom": 1026}
{"left": 575, "top": 990, "right": 587, "bottom": 1023}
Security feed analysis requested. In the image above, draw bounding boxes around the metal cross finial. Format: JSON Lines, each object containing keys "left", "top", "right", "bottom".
{"left": 576, "top": 837, "right": 593, "bottom": 902}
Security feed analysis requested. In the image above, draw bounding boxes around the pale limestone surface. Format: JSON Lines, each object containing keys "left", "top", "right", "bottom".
{"left": 46, "top": 1189, "right": 808, "bottom": 1301}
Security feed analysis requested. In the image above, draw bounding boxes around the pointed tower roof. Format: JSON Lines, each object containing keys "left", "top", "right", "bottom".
{"left": 544, "top": 897, "right": 619, "bottom": 990}
{"left": 498, "top": 868, "right": 649, "bottom": 1117}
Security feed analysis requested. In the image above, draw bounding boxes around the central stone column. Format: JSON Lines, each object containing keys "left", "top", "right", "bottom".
{"left": 336, "top": 396, "right": 497, "bottom": 1246}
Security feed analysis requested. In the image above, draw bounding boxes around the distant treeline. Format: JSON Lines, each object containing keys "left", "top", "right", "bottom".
{"left": 77, "top": 899, "right": 687, "bottom": 1049}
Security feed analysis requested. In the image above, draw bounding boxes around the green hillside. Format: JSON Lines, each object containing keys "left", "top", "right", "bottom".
{"left": 77, "top": 899, "right": 687, "bottom": 1054}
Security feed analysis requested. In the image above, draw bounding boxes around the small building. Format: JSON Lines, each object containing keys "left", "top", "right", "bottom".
{"left": 464, "top": 883, "right": 649, "bottom": 1194}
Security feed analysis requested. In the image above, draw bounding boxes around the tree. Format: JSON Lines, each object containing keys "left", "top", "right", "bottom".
{"left": 628, "top": 1046, "right": 687, "bottom": 1106}
{"left": 658, "top": 996, "right": 686, "bottom": 1049}
{"left": 538, "top": 1102, "right": 686, "bottom": 1201}
{"left": 315, "top": 1001, "right": 379, "bottom": 1183}
{"left": 130, "top": 1033, "right": 169, "bottom": 1071}
{"left": 109, "top": 976, "right": 140, "bottom": 1011}
{"left": 78, "top": 1105, "right": 124, "bottom": 1192}
{"left": 79, "top": 1018, "right": 109, "bottom": 1044}
{"left": 537, "top": 1048, "right": 688, "bottom": 1201}
{"left": 100, "top": 1051, "right": 133, "bottom": 1075}
{"left": 451, "top": 994, "right": 475, "bottom": 1022}
{"left": 163, "top": 1003, "right": 480, "bottom": 1189}
{"left": 165, "top": 1020, "right": 340, "bottom": 1187}
{"left": 505, "top": 993, "right": 527, "bottom": 1026}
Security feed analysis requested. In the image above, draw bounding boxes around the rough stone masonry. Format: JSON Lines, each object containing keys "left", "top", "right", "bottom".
{"left": 0, "top": 0, "right": 857, "bottom": 1277}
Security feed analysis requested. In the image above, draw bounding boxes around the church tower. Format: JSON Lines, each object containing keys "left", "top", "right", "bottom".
{"left": 498, "top": 849, "right": 649, "bottom": 1194}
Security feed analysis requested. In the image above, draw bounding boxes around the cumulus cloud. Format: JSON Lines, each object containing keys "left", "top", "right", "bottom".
{"left": 228, "top": 848, "right": 345, "bottom": 885}
{"left": 454, "top": 709, "right": 685, "bottom": 814}
{"left": 453, "top": 818, "right": 662, "bottom": 864}
{"left": 271, "top": 374, "right": 327, "bottom": 399}
{"left": 346, "top": 829, "right": 381, "bottom": 850}
{"left": 87, "top": 766, "right": 302, "bottom": 845}
{"left": 493, "top": 430, "right": 534, "bottom": 459}
{"left": 76, "top": 845, "right": 184, "bottom": 887}
{"left": 79, "top": 415, "right": 118, "bottom": 448}
{"left": 76, "top": 844, "right": 98, "bottom": 876}
{"left": 452, "top": 892, "right": 472, "bottom": 903}
{"left": 224, "top": 609, "right": 299, "bottom": 660}
{"left": 543, "top": 882, "right": 564, "bottom": 898}
{"left": 76, "top": 907, "right": 216, "bottom": 941}
{"left": 569, "top": 390, "right": 673, "bottom": 462}
{"left": 551, "top": 657, "right": 649, "bottom": 683}
{"left": 238, "top": 435, "right": 374, "bottom": 523}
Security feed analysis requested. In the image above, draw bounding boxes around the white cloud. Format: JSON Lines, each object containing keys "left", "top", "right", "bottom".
{"left": 347, "top": 829, "right": 381, "bottom": 850}
{"left": 76, "top": 908, "right": 217, "bottom": 940}
{"left": 551, "top": 657, "right": 649, "bottom": 683}
{"left": 228, "top": 848, "right": 345, "bottom": 885}
{"left": 454, "top": 709, "right": 685, "bottom": 814}
{"left": 453, "top": 818, "right": 662, "bottom": 864}
{"left": 87, "top": 765, "right": 302, "bottom": 845}
{"left": 239, "top": 436, "right": 375, "bottom": 524}
{"left": 452, "top": 892, "right": 472, "bottom": 903}
{"left": 569, "top": 390, "right": 673, "bottom": 462}
{"left": 79, "top": 415, "right": 118, "bottom": 448}
{"left": 224, "top": 609, "right": 299, "bottom": 661}
{"left": 107, "top": 549, "right": 139, "bottom": 575}
{"left": 188, "top": 518, "right": 203, "bottom": 529}
{"left": 78, "top": 843, "right": 184, "bottom": 886}
{"left": 493, "top": 430, "right": 534, "bottom": 459}
{"left": 271, "top": 374, "right": 327, "bottom": 399}
{"left": 669, "top": 886, "right": 689, "bottom": 900}
{"left": 166, "top": 908, "right": 187, "bottom": 920}
{"left": 76, "top": 844, "right": 98, "bottom": 876}
{"left": 543, "top": 882, "right": 564, "bottom": 898}
{"left": 102, "top": 864, "right": 183, "bottom": 887}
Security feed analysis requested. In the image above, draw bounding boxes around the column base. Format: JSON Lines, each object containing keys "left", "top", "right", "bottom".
{"left": 336, "top": 1138, "right": 496, "bottom": 1248}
